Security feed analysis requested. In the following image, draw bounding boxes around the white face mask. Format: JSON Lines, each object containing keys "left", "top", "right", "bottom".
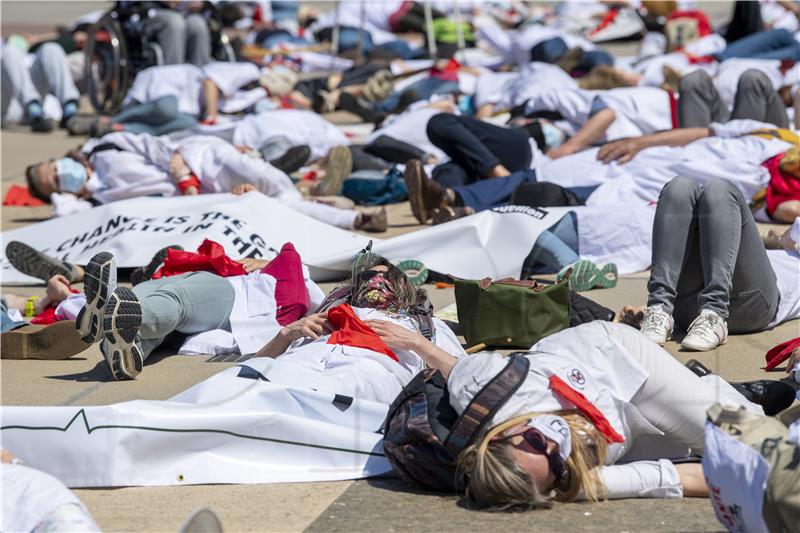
{"left": 526, "top": 415, "right": 572, "bottom": 461}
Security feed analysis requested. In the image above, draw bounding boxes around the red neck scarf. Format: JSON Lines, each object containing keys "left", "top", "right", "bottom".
{"left": 153, "top": 239, "right": 246, "bottom": 279}
{"left": 549, "top": 375, "right": 625, "bottom": 444}
{"left": 326, "top": 304, "right": 398, "bottom": 361}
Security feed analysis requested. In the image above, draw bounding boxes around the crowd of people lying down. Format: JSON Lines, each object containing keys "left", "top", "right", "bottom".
{"left": 2, "top": 1, "right": 800, "bottom": 531}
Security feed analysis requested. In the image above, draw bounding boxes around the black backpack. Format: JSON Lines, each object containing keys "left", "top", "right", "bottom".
{"left": 383, "top": 354, "right": 530, "bottom": 492}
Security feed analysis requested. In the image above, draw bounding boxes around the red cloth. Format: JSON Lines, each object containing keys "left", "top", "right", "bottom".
{"left": 762, "top": 152, "right": 800, "bottom": 215}
{"left": 177, "top": 174, "right": 201, "bottom": 194}
{"left": 31, "top": 286, "right": 80, "bottom": 325}
{"left": 667, "top": 90, "right": 679, "bottom": 129}
{"left": 548, "top": 374, "right": 625, "bottom": 444}
{"left": 430, "top": 58, "right": 461, "bottom": 82}
{"left": 326, "top": 304, "right": 398, "bottom": 361}
{"left": 153, "top": 239, "right": 247, "bottom": 279}
{"left": 3, "top": 184, "right": 46, "bottom": 207}
{"left": 261, "top": 243, "right": 309, "bottom": 326}
{"left": 764, "top": 337, "right": 800, "bottom": 370}
{"left": 667, "top": 10, "right": 713, "bottom": 38}
{"left": 588, "top": 9, "right": 619, "bottom": 37}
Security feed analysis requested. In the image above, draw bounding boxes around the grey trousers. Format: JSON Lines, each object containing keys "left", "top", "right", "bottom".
{"left": 677, "top": 69, "right": 788, "bottom": 128}
{"left": 133, "top": 271, "right": 235, "bottom": 358}
{"left": 647, "top": 177, "right": 780, "bottom": 333}
{"left": 145, "top": 9, "right": 211, "bottom": 66}
{"left": 1, "top": 43, "right": 80, "bottom": 124}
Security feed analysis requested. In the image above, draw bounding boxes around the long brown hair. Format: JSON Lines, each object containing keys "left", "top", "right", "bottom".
{"left": 456, "top": 411, "right": 608, "bottom": 511}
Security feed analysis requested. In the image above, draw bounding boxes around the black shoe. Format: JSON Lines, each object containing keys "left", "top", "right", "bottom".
{"left": 731, "top": 380, "right": 797, "bottom": 416}
{"left": 129, "top": 245, "right": 184, "bottom": 286}
{"left": 339, "top": 92, "right": 378, "bottom": 123}
{"left": 6, "top": 241, "right": 81, "bottom": 283}
{"left": 269, "top": 145, "right": 311, "bottom": 174}
{"left": 685, "top": 359, "right": 713, "bottom": 378}
{"left": 30, "top": 115, "right": 54, "bottom": 133}
{"left": 101, "top": 287, "right": 144, "bottom": 380}
{"left": 76, "top": 252, "right": 117, "bottom": 343}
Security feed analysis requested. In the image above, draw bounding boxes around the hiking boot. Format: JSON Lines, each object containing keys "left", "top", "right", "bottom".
{"left": 101, "top": 287, "right": 144, "bottom": 380}
{"left": 6, "top": 241, "right": 81, "bottom": 283}
{"left": 1, "top": 321, "right": 90, "bottom": 360}
{"left": 640, "top": 304, "right": 674, "bottom": 346}
{"left": 404, "top": 159, "right": 447, "bottom": 224}
{"left": 75, "top": 252, "right": 117, "bottom": 343}
{"left": 269, "top": 145, "right": 311, "bottom": 174}
{"left": 313, "top": 145, "right": 352, "bottom": 197}
{"left": 681, "top": 310, "right": 728, "bottom": 351}
{"left": 730, "top": 380, "right": 796, "bottom": 416}
{"left": 130, "top": 245, "right": 184, "bottom": 286}
{"left": 355, "top": 206, "right": 388, "bottom": 232}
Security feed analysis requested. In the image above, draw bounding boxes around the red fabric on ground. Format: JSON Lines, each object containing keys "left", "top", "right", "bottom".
{"left": 326, "top": 304, "right": 399, "bottom": 361}
{"left": 762, "top": 152, "right": 800, "bottom": 215}
{"left": 549, "top": 375, "right": 625, "bottom": 444}
{"left": 3, "top": 184, "right": 46, "bottom": 206}
{"left": 261, "top": 242, "right": 310, "bottom": 326}
{"left": 764, "top": 337, "right": 800, "bottom": 370}
{"left": 153, "top": 239, "right": 247, "bottom": 279}
{"left": 31, "top": 306, "right": 58, "bottom": 325}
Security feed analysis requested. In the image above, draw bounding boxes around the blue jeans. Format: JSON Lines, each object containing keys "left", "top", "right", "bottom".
{"left": 1, "top": 297, "right": 25, "bottom": 333}
{"left": 374, "top": 78, "right": 459, "bottom": 113}
{"left": 529, "top": 37, "right": 614, "bottom": 70}
{"left": 115, "top": 95, "right": 197, "bottom": 135}
{"left": 521, "top": 212, "right": 579, "bottom": 276}
{"left": 715, "top": 28, "right": 800, "bottom": 61}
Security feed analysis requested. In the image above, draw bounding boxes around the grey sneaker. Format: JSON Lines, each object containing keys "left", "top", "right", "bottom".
{"left": 681, "top": 310, "right": 728, "bottom": 352}
{"left": 641, "top": 305, "right": 674, "bottom": 346}
{"left": 75, "top": 252, "right": 117, "bottom": 343}
{"left": 6, "top": 241, "right": 81, "bottom": 283}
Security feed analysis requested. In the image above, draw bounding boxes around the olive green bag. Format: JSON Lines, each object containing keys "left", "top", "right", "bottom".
{"left": 454, "top": 275, "right": 571, "bottom": 349}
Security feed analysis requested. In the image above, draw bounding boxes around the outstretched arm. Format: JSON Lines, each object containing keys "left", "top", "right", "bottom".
{"left": 548, "top": 108, "right": 616, "bottom": 159}
{"left": 597, "top": 127, "right": 712, "bottom": 164}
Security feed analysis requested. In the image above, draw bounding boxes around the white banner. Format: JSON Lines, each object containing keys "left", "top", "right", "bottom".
{"left": 1, "top": 193, "right": 576, "bottom": 283}
{"left": 0, "top": 357, "right": 393, "bottom": 488}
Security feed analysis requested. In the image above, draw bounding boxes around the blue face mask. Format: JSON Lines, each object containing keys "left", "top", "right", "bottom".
{"left": 542, "top": 123, "right": 566, "bottom": 149}
{"left": 55, "top": 158, "right": 87, "bottom": 193}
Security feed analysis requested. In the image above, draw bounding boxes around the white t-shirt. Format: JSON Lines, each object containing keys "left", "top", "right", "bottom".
{"left": 766, "top": 249, "right": 800, "bottom": 328}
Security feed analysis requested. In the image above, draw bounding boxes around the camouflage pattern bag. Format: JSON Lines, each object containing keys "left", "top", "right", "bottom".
{"left": 383, "top": 354, "right": 530, "bottom": 492}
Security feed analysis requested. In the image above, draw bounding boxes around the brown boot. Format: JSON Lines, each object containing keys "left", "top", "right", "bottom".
{"left": 1, "top": 320, "right": 90, "bottom": 360}
{"left": 404, "top": 159, "right": 447, "bottom": 224}
{"left": 355, "top": 206, "right": 388, "bottom": 232}
{"left": 431, "top": 206, "right": 474, "bottom": 225}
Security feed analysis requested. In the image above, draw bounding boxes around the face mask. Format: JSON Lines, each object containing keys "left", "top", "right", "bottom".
{"left": 542, "top": 123, "right": 566, "bottom": 150}
{"left": 353, "top": 271, "right": 402, "bottom": 312}
{"left": 526, "top": 414, "right": 572, "bottom": 461}
{"left": 56, "top": 158, "right": 88, "bottom": 193}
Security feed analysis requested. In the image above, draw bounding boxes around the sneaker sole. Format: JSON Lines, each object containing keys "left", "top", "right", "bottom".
{"left": 680, "top": 336, "right": 728, "bottom": 352}
{"left": 6, "top": 241, "right": 75, "bottom": 282}
{"left": 318, "top": 146, "right": 352, "bottom": 197}
{"left": 76, "top": 252, "right": 116, "bottom": 343}
{"left": 563, "top": 260, "right": 601, "bottom": 292}
{"left": 102, "top": 287, "right": 143, "bottom": 380}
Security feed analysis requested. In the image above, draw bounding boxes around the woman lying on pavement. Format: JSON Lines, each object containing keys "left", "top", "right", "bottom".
{"left": 398, "top": 320, "right": 795, "bottom": 509}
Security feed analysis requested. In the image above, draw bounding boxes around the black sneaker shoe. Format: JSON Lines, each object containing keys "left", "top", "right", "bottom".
{"left": 6, "top": 241, "right": 81, "bottom": 283}
{"left": 30, "top": 115, "right": 54, "bottom": 133}
{"left": 101, "top": 287, "right": 144, "bottom": 380}
{"left": 269, "top": 145, "right": 311, "bottom": 174}
{"left": 75, "top": 252, "right": 117, "bottom": 343}
{"left": 130, "top": 245, "right": 184, "bottom": 286}
{"left": 731, "top": 380, "right": 796, "bottom": 416}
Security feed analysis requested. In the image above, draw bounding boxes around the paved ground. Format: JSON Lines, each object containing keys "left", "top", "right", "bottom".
{"left": 2, "top": 1, "right": 799, "bottom": 531}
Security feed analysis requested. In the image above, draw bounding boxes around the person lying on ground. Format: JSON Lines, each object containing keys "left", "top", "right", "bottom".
{"left": 23, "top": 132, "right": 387, "bottom": 231}
{"left": 619, "top": 177, "right": 800, "bottom": 352}
{"left": 390, "top": 320, "right": 795, "bottom": 508}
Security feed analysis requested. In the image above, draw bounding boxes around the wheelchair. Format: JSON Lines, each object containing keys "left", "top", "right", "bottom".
{"left": 84, "top": 2, "right": 236, "bottom": 114}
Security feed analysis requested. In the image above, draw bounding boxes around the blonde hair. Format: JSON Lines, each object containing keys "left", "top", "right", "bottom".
{"left": 456, "top": 411, "right": 608, "bottom": 511}
{"left": 577, "top": 66, "right": 634, "bottom": 90}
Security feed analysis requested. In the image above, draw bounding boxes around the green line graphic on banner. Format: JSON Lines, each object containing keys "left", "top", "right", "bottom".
{"left": 1, "top": 409, "right": 385, "bottom": 457}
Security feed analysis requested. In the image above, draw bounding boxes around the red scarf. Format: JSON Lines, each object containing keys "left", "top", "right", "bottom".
{"left": 261, "top": 243, "right": 309, "bottom": 326}
{"left": 153, "top": 239, "right": 247, "bottom": 279}
{"left": 549, "top": 374, "right": 625, "bottom": 444}
{"left": 764, "top": 337, "right": 800, "bottom": 371}
{"left": 326, "top": 304, "right": 398, "bottom": 361}
{"left": 761, "top": 153, "right": 800, "bottom": 216}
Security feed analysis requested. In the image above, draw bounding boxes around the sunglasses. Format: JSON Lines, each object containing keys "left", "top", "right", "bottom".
{"left": 505, "top": 427, "right": 568, "bottom": 490}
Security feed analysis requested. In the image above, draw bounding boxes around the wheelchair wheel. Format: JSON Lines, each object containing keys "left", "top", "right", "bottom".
{"left": 84, "top": 15, "right": 129, "bottom": 114}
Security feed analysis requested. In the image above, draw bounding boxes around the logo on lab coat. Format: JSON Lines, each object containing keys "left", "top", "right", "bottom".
{"left": 568, "top": 368, "right": 586, "bottom": 389}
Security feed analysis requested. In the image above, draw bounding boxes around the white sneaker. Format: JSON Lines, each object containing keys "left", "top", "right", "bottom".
{"left": 681, "top": 310, "right": 728, "bottom": 352}
{"left": 641, "top": 305, "right": 674, "bottom": 345}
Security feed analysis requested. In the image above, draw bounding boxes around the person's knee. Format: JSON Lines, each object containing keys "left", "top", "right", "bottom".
{"left": 35, "top": 42, "right": 67, "bottom": 64}
{"left": 737, "top": 69, "right": 771, "bottom": 94}
{"left": 151, "top": 95, "right": 179, "bottom": 117}
{"left": 661, "top": 176, "right": 700, "bottom": 202}
{"left": 678, "top": 70, "right": 713, "bottom": 95}
{"left": 185, "top": 13, "right": 210, "bottom": 40}
{"left": 157, "top": 10, "right": 186, "bottom": 34}
{"left": 700, "top": 179, "right": 742, "bottom": 205}
{"left": 426, "top": 112, "right": 458, "bottom": 138}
